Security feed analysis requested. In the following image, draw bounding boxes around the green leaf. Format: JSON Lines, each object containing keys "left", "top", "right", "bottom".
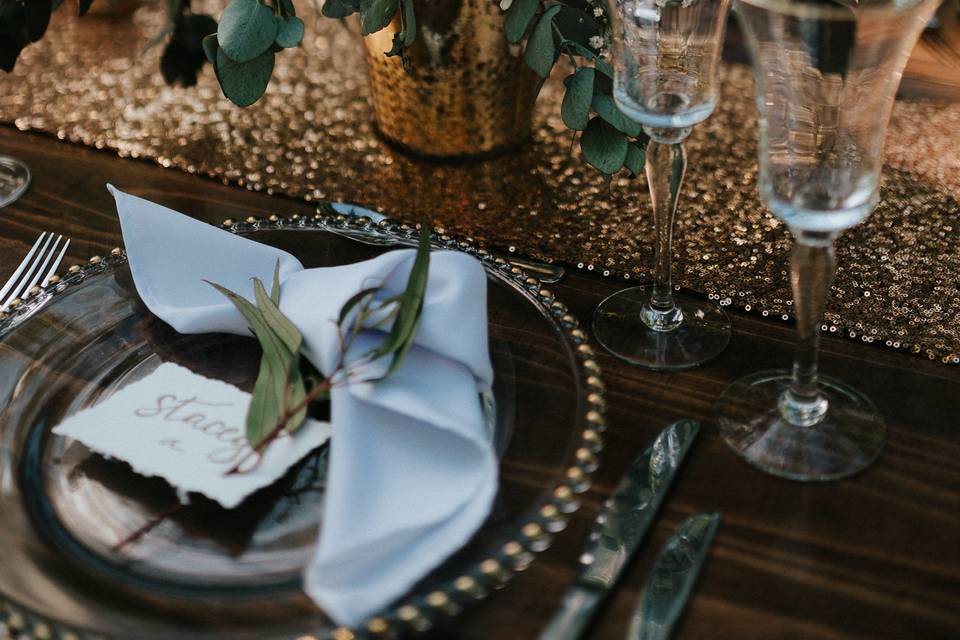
{"left": 206, "top": 280, "right": 279, "bottom": 348}
{"left": 591, "top": 91, "right": 643, "bottom": 137}
{"left": 202, "top": 32, "right": 219, "bottom": 63}
{"left": 504, "top": 0, "right": 537, "bottom": 44}
{"left": 253, "top": 278, "right": 302, "bottom": 354}
{"left": 624, "top": 142, "right": 645, "bottom": 176}
{"left": 558, "top": 39, "right": 615, "bottom": 78}
{"left": 553, "top": 5, "right": 599, "bottom": 50}
{"left": 214, "top": 46, "right": 275, "bottom": 107}
{"left": 523, "top": 5, "right": 561, "bottom": 79}
{"left": 594, "top": 57, "right": 614, "bottom": 78}
{"left": 580, "top": 117, "right": 628, "bottom": 175}
{"left": 385, "top": 0, "right": 415, "bottom": 57}
{"left": 208, "top": 277, "right": 306, "bottom": 447}
{"left": 275, "top": 15, "right": 304, "bottom": 48}
{"left": 322, "top": 0, "right": 361, "bottom": 18}
{"left": 366, "top": 227, "right": 430, "bottom": 366}
{"left": 270, "top": 260, "right": 281, "bottom": 306}
{"left": 380, "top": 315, "right": 420, "bottom": 379}
{"left": 359, "top": 0, "right": 399, "bottom": 35}
{"left": 401, "top": 0, "right": 415, "bottom": 47}
{"left": 561, "top": 67, "right": 594, "bottom": 131}
{"left": 25, "top": 0, "right": 52, "bottom": 42}
{"left": 218, "top": 0, "right": 278, "bottom": 63}
{"left": 338, "top": 287, "right": 381, "bottom": 326}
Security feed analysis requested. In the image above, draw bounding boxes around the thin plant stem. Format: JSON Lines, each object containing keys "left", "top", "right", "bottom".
{"left": 111, "top": 503, "right": 184, "bottom": 552}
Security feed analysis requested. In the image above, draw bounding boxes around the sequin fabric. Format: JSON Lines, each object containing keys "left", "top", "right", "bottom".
{"left": 0, "top": 3, "right": 957, "bottom": 364}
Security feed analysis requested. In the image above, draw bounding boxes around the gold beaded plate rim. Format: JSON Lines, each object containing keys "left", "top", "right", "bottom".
{"left": 0, "top": 217, "right": 606, "bottom": 640}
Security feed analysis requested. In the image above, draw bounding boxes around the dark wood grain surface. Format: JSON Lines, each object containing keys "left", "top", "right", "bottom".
{"left": 1, "top": 123, "right": 958, "bottom": 640}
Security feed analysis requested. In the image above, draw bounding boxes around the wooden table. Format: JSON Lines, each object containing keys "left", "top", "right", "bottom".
{"left": 3, "top": 11, "right": 960, "bottom": 636}
{"left": 1, "top": 121, "right": 958, "bottom": 640}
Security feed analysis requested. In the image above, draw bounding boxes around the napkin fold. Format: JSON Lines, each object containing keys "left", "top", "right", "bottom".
{"left": 107, "top": 186, "right": 497, "bottom": 626}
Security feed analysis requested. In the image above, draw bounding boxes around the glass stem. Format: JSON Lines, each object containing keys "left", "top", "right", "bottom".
{"left": 641, "top": 138, "right": 687, "bottom": 332}
{"left": 779, "top": 232, "right": 836, "bottom": 427}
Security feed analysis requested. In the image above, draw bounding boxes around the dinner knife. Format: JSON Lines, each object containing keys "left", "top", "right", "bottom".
{"left": 626, "top": 512, "right": 720, "bottom": 640}
{"left": 537, "top": 419, "right": 700, "bottom": 640}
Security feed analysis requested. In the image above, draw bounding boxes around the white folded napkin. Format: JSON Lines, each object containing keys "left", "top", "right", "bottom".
{"left": 107, "top": 185, "right": 497, "bottom": 627}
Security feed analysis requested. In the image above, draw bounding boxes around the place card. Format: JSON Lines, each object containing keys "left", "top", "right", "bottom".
{"left": 53, "top": 362, "right": 331, "bottom": 509}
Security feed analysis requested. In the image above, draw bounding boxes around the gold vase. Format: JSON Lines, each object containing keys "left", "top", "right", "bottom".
{"left": 361, "top": 0, "right": 539, "bottom": 158}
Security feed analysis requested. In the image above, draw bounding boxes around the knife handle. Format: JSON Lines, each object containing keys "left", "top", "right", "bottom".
{"left": 537, "top": 587, "right": 603, "bottom": 640}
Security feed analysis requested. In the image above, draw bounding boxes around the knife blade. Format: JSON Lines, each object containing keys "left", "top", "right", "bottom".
{"left": 537, "top": 419, "right": 700, "bottom": 640}
{"left": 626, "top": 512, "right": 720, "bottom": 640}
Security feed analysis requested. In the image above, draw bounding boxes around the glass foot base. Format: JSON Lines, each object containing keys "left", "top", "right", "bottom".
{"left": 592, "top": 286, "right": 731, "bottom": 371}
{"left": 0, "top": 155, "right": 30, "bottom": 208}
{"left": 715, "top": 371, "right": 886, "bottom": 481}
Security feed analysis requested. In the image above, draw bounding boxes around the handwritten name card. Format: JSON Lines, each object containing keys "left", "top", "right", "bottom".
{"left": 53, "top": 362, "right": 332, "bottom": 508}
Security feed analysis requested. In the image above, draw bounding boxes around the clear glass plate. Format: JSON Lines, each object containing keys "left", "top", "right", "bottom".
{"left": 0, "top": 221, "right": 605, "bottom": 639}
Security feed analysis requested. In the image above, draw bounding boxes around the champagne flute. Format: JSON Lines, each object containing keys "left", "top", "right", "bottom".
{"left": 0, "top": 155, "right": 30, "bottom": 208}
{"left": 715, "top": 0, "right": 941, "bottom": 480}
{"left": 596, "top": 0, "right": 732, "bottom": 371}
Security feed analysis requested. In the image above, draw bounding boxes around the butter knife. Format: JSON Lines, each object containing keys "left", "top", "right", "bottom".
{"left": 626, "top": 512, "right": 720, "bottom": 640}
{"left": 537, "top": 419, "right": 700, "bottom": 640}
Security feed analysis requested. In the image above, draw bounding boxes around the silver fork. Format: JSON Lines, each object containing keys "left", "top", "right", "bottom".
{"left": 0, "top": 232, "right": 70, "bottom": 312}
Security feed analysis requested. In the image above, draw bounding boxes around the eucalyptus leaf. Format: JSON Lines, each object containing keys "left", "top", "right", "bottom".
{"left": 561, "top": 67, "right": 594, "bottom": 131}
{"left": 553, "top": 5, "right": 599, "bottom": 50}
{"left": 624, "top": 142, "right": 645, "bottom": 176}
{"left": 591, "top": 91, "right": 643, "bottom": 137}
{"left": 270, "top": 259, "right": 281, "bottom": 305}
{"left": 385, "top": 0, "right": 414, "bottom": 57}
{"left": 366, "top": 227, "right": 430, "bottom": 365}
{"left": 275, "top": 15, "right": 304, "bottom": 48}
{"left": 523, "top": 5, "right": 562, "bottom": 79}
{"left": 359, "top": 0, "right": 399, "bottom": 36}
{"left": 322, "top": 0, "right": 361, "bottom": 18}
{"left": 253, "top": 277, "right": 302, "bottom": 354}
{"left": 214, "top": 46, "right": 275, "bottom": 107}
{"left": 379, "top": 315, "right": 420, "bottom": 379}
{"left": 580, "top": 116, "right": 628, "bottom": 175}
{"left": 208, "top": 277, "right": 306, "bottom": 447}
{"left": 401, "top": 0, "right": 415, "bottom": 47}
{"left": 504, "top": 0, "right": 537, "bottom": 44}
{"left": 24, "top": 0, "right": 52, "bottom": 42}
{"left": 218, "top": 0, "right": 278, "bottom": 63}
{"left": 202, "top": 32, "right": 218, "bottom": 63}
{"left": 338, "top": 287, "right": 381, "bottom": 326}
{"left": 594, "top": 57, "right": 614, "bottom": 78}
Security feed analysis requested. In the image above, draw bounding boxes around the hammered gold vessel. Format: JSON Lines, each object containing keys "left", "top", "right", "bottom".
{"left": 362, "top": 0, "right": 539, "bottom": 158}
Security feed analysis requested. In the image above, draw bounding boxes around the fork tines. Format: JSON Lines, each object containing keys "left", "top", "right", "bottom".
{"left": 0, "top": 232, "right": 70, "bottom": 312}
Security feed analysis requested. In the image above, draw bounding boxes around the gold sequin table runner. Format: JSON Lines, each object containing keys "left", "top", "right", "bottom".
{"left": 1, "top": 3, "right": 958, "bottom": 364}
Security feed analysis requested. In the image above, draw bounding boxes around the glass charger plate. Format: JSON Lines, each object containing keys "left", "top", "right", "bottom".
{"left": 0, "top": 215, "right": 606, "bottom": 640}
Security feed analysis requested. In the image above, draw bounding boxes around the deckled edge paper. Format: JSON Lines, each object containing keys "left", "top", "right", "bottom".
{"left": 52, "top": 361, "right": 332, "bottom": 509}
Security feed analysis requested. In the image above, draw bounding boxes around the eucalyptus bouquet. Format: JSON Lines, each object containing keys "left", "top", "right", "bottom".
{"left": 0, "top": 0, "right": 645, "bottom": 176}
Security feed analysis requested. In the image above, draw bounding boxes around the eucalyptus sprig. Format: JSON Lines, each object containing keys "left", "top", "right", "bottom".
{"left": 201, "top": 0, "right": 305, "bottom": 106}
{"left": 505, "top": 0, "right": 648, "bottom": 177}
{"left": 208, "top": 227, "right": 432, "bottom": 474}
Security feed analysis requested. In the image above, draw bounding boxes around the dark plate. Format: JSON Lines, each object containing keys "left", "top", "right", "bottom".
{"left": 0, "top": 220, "right": 605, "bottom": 639}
